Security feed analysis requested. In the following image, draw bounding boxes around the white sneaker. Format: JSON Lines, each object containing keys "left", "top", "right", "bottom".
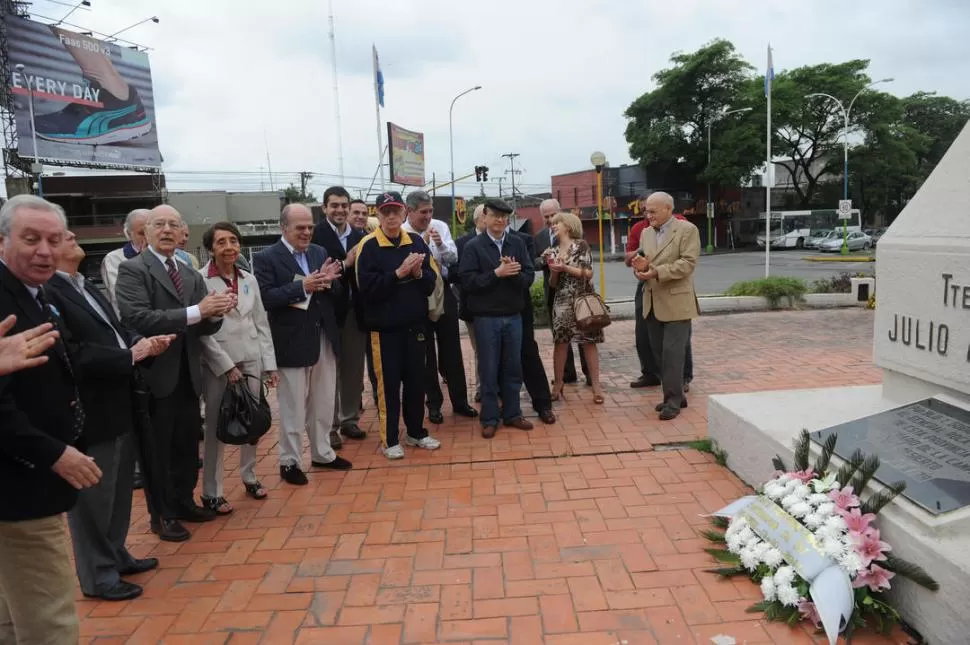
{"left": 406, "top": 435, "right": 441, "bottom": 450}
{"left": 383, "top": 444, "right": 405, "bottom": 460}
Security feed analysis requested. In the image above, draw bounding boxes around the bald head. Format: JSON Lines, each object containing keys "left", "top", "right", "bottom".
{"left": 146, "top": 205, "right": 183, "bottom": 256}
{"left": 280, "top": 203, "right": 314, "bottom": 251}
{"left": 644, "top": 191, "right": 674, "bottom": 229}
{"left": 539, "top": 198, "right": 561, "bottom": 228}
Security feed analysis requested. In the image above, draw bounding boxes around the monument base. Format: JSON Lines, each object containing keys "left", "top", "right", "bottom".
{"left": 708, "top": 385, "right": 970, "bottom": 645}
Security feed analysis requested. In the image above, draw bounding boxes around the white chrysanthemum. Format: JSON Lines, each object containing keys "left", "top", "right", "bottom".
{"left": 815, "top": 502, "right": 836, "bottom": 518}
{"left": 783, "top": 478, "right": 802, "bottom": 493}
{"left": 773, "top": 565, "right": 795, "bottom": 586}
{"left": 815, "top": 523, "right": 843, "bottom": 543}
{"left": 793, "top": 484, "right": 812, "bottom": 499}
{"left": 774, "top": 473, "right": 794, "bottom": 485}
{"left": 839, "top": 551, "right": 865, "bottom": 574}
{"left": 823, "top": 515, "right": 847, "bottom": 532}
{"left": 780, "top": 494, "right": 799, "bottom": 510}
{"left": 726, "top": 534, "right": 744, "bottom": 553}
{"left": 751, "top": 541, "right": 771, "bottom": 561}
{"left": 737, "top": 527, "right": 756, "bottom": 545}
{"left": 790, "top": 502, "right": 812, "bottom": 518}
{"left": 740, "top": 547, "right": 760, "bottom": 571}
{"left": 808, "top": 493, "right": 831, "bottom": 507}
{"left": 776, "top": 583, "right": 800, "bottom": 607}
{"left": 760, "top": 576, "right": 777, "bottom": 601}
{"left": 803, "top": 513, "right": 824, "bottom": 529}
{"left": 762, "top": 547, "right": 784, "bottom": 568}
{"left": 763, "top": 483, "right": 786, "bottom": 500}
{"left": 820, "top": 538, "right": 846, "bottom": 559}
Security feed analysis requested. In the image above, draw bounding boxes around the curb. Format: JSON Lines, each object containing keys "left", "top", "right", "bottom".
{"left": 801, "top": 255, "right": 875, "bottom": 263}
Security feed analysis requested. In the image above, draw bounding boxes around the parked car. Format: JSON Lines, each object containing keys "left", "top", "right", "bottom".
{"left": 819, "top": 230, "right": 872, "bottom": 252}
{"left": 805, "top": 229, "right": 834, "bottom": 249}
{"left": 865, "top": 227, "right": 887, "bottom": 246}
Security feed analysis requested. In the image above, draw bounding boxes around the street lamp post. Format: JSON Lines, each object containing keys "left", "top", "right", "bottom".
{"left": 449, "top": 85, "right": 481, "bottom": 238}
{"left": 590, "top": 151, "right": 607, "bottom": 299}
{"left": 15, "top": 64, "right": 43, "bottom": 197}
{"left": 805, "top": 78, "right": 893, "bottom": 254}
{"left": 705, "top": 106, "right": 752, "bottom": 254}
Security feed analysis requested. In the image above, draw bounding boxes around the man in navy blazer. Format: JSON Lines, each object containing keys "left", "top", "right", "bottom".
{"left": 311, "top": 186, "right": 367, "bottom": 448}
{"left": 254, "top": 203, "right": 352, "bottom": 485}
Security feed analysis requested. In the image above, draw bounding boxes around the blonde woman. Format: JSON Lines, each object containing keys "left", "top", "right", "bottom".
{"left": 544, "top": 212, "right": 604, "bottom": 404}
{"left": 365, "top": 216, "right": 379, "bottom": 233}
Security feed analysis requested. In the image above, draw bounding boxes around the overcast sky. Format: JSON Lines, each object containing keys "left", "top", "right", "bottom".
{"left": 28, "top": 0, "right": 970, "bottom": 199}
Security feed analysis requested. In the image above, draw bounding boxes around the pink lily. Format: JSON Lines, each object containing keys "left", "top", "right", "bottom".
{"left": 790, "top": 469, "right": 816, "bottom": 483}
{"left": 839, "top": 507, "right": 877, "bottom": 537}
{"left": 828, "top": 485, "right": 861, "bottom": 510}
{"left": 852, "top": 564, "right": 895, "bottom": 592}
{"left": 797, "top": 598, "right": 822, "bottom": 628}
{"left": 853, "top": 529, "right": 892, "bottom": 567}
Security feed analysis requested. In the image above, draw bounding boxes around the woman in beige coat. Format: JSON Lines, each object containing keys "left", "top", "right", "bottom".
{"left": 200, "top": 222, "right": 279, "bottom": 514}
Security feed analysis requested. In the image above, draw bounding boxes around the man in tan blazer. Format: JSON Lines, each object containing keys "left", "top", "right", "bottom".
{"left": 632, "top": 191, "right": 700, "bottom": 420}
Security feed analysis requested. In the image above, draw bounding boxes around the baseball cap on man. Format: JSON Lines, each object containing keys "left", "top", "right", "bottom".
{"left": 375, "top": 191, "right": 405, "bottom": 211}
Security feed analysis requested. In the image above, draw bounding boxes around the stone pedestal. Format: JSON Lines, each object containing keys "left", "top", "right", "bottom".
{"left": 708, "top": 120, "right": 970, "bottom": 644}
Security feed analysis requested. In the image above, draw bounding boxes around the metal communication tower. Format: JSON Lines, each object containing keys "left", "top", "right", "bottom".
{"left": 0, "top": 1, "right": 33, "bottom": 189}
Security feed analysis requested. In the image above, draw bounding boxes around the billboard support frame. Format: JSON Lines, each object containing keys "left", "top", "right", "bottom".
{"left": 0, "top": 0, "right": 33, "bottom": 180}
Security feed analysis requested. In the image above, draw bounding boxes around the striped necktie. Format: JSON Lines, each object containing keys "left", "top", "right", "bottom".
{"left": 36, "top": 287, "right": 86, "bottom": 441}
{"left": 165, "top": 258, "right": 184, "bottom": 299}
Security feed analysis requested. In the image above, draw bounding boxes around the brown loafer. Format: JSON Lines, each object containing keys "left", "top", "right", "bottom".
{"left": 503, "top": 417, "right": 533, "bottom": 431}
{"left": 538, "top": 409, "right": 556, "bottom": 424}
{"left": 482, "top": 425, "right": 497, "bottom": 439}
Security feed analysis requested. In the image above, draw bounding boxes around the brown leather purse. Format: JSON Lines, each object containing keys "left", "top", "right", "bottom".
{"left": 574, "top": 281, "right": 611, "bottom": 332}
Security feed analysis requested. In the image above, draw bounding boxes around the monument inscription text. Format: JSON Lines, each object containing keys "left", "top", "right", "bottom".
{"left": 886, "top": 273, "right": 970, "bottom": 362}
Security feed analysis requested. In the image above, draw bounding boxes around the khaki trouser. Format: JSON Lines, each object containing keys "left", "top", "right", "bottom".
{"left": 0, "top": 515, "right": 79, "bottom": 645}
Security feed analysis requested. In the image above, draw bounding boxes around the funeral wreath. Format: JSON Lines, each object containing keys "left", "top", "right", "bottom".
{"left": 704, "top": 430, "right": 938, "bottom": 644}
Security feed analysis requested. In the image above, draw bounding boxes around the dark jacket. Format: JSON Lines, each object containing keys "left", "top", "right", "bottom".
{"left": 0, "top": 264, "right": 80, "bottom": 521}
{"left": 116, "top": 250, "right": 222, "bottom": 399}
{"left": 355, "top": 228, "right": 436, "bottom": 331}
{"left": 533, "top": 226, "right": 557, "bottom": 309}
{"left": 458, "top": 231, "right": 535, "bottom": 318}
{"left": 46, "top": 273, "right": 143, "bottom": 447}
{"left": 311, "top": 220, "right": 365, "bottom": 327}
{"left": 253, "top": 240, "right": 342, "bottom": 368}
{"left": 455, "top": 231, "right": 477, "bottom": 322}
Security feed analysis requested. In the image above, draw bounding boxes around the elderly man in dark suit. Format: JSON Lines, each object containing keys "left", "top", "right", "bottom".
{"left": 311, "top": 186, "right": 367, "bottom": 448}
{"left": 116, "top": 205, "right": 233, "bottom": 541}
{"left": 48, "top": 231, "right": 174, "bottom": 600}
{"left": 0, "top": 195, "right": 102, "bottom": 644}
{"left": 255, "top": 203, "right": 351, "bottom": 486}
{"left": 534, "top": 198, "right": 589, "bottom": 385}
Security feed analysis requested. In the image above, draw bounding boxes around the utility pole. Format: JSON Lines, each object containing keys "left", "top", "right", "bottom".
{"left": 497, "top": 177, "right": 504, "bottom": 198}
{"left": 501, "top": 153, "right": 520, "bottom": 210}
{"left": 299, "top": 171, "right": 313, "bottom": 200}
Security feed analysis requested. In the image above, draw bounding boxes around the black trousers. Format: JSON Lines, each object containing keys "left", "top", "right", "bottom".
{"left": 370, "top": 327, "right": 429, "bottom": 448}
{"left": 425, "top": 312, "right": 469, "bottom": 411}
{"left": 645, "top": 311, "right": 692, "bottom": 410}
{"left": 548, "top": 289, "right": 588, "bottom": 382}
{"left": 636, "top": 282, "right": 693, "bottom": 382}
{"left": 520, "top": 298, "right": 552, "bottom": 413}
{"left": 366, "top": 337, "right": 378, "bottom": 402}
{"left": 147, "top": 362, "right": 202, "bottom": 521}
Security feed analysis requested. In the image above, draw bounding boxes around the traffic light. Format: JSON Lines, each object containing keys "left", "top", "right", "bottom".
{"left": 481, "top": 166, "right": 488, "bottom": 181}
{"left": 474, "top": 166, "right": 482, "bottom": 181}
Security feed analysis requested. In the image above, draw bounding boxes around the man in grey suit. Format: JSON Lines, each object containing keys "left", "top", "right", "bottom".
{"left": 116, "top": 205, "right": 235, "bottom": 542}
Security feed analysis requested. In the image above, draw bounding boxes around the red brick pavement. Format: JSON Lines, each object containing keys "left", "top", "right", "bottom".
{"left": 75, "top": 309, "right": 914, "bottom": 644}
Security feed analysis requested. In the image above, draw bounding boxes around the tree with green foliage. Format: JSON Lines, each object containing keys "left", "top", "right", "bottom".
{"left": 283, "top": 183, "right": 316, "bottom": 204}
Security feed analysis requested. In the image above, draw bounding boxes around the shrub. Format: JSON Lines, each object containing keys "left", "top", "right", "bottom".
{"left": 725, "top": 276, "right": 806, "bottom": 308}
{"left": 530, "top": 276, "right": 548, "bottom": 326}
{"left": 810, "top": 271, "right": 874, "bottom": 294}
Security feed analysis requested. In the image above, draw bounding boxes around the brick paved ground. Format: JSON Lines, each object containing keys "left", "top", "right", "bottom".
{"left": 76, "top": 309, "right": 913, "bottom": 644}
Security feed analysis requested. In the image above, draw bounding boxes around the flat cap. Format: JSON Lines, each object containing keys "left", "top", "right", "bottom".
{"left": 483, "top": 197, "right": 514, "bottom": 214}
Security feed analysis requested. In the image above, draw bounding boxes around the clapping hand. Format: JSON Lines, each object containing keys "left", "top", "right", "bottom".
{"left": 0, "top": 315, "right": 57, "bottom": 376}
{"left": 395, "top": 253, "right": 424, "bottom": 279}
{"left": 495, "top": 256, "right": 522, "bottom": 278}
{"left": 428, "top": 228, "right": 443, "bottom": 247}
{"left": 547, "top": 256, "right": 565, "bottom": 273}
{"left": 631, "top": 254, "right": 649, "bottom": 272}
{"left": 318, "top": 258, "right": 343, "bottom": 282}
{"left": 411, "top": 253, "right": 426, "bottom": 278}
{"left": 200, "top": 291, "right": 236, "bottom": 318}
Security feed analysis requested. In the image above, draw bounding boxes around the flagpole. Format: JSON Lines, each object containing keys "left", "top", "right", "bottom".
{"left": 765, "top": 44, "right": 773, "bottom": 278}
{"left": 328, "top": 0, "right": 344, "bottom": 183}
{"left": 373, "top": 44, "right": 385, "bottom": 190}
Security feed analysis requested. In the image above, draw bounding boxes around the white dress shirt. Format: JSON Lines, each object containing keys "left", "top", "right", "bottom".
{"left": 148, "top": 246, "right": 202, "bottom": 325}
{"left": 403, "top": 218, "right": 458, "bottom": 278}
{"left": 56, "top": 270, "right": 128, "bottom": 350}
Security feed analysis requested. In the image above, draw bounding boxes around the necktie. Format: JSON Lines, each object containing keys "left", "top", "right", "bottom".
{"left": 294, "top": 251, "right": 309, "bottom": 274}
{"left": 36, "top": 288, "right": 86, "bottom": 441}
{"left": 165, "top": 258, "right": 184, "bottom": 299}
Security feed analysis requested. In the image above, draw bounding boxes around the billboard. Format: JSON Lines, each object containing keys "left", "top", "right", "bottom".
{"left": 387, "top": 122, "right": 424, "bottom": 186}
{"left": 6, "top": 16, "right": 162, "bottom": 168}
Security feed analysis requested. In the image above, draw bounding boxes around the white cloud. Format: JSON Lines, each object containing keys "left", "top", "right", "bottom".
{"left": 27, "top": 0, "right": 970, "bottom": 199}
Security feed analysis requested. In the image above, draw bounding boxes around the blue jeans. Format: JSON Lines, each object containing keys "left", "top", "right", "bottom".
{"left": 474, "top": 315, "right": 524, "bottom": 426}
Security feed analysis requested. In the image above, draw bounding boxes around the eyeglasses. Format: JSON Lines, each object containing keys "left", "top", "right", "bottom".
{"left": 152, "top": 220, "right": 181, "bottom": 230}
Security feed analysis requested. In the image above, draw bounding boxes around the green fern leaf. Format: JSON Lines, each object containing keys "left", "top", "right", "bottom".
{"left": 704, "top": 547, "right": 741, "bottom": 563}
{"left": 700, "top": 529, "right": 726, "bottom": 543}
{"left": 884, "top": 554, "right": 939, "bottom": 591}
{"left": 834, "top": 449, "right": 866, "bottom": 486}
{"left": 706, "top": 566, "right": 746, "bottom": 578}
{"left": 812, "top": 432, "right": 839, "bottom": 474}
{"left": 771, "top": 455, "right": 787, "bottom": 473}
{"left": 859, "top": 480, "right": 907, "bottom": 515}
{"left": 793, "top": 429, "right": 811, "bottom": 472}
{"left": 711, "top": 516, "right": 729, "bottom": 529}
{"left": 851, "top": 454, "right": 881, "bottom": 493}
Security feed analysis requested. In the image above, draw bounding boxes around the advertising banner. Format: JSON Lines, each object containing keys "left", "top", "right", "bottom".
{"left": 6, "top": 16, "right": 162, "bottom": 168}
{"left": 387, "top": 122, "right": 424, "bottom": 186}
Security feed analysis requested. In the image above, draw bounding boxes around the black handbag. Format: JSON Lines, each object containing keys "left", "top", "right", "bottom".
{"left": 216, "top": 373, "right": 272, "bottom": 446}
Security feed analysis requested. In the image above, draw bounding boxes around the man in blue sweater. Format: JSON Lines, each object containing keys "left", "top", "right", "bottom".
{"left": 355, "top": 191, "right": 441, "bottom": 460}
{"left": 458, "top": 198, "right": 535, "bottom": 438}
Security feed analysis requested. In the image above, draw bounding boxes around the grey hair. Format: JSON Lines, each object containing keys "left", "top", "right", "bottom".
{"left": 280, "top": 202, "right": 310, "bottom": 226}
{"left": 647, "top": 191, "right": 675, "bottom": 210}
{"left": 123, "top": 208, "right": 151, "bottom": 238}
{"left": 0, "top": 194, "right": 67, "bottom": 236}
{"left": 539, "top": 198, "right": 561, "bottom": 215}
{"left": 405, "top": 190, "right": 433, "bottom": 210}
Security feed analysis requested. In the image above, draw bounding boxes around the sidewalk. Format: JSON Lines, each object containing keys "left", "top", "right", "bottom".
{"left": 78, "top": 309, "right": 910, "bottom": 644}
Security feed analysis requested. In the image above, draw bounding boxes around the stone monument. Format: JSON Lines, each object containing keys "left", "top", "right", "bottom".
{"left": 708, "top": 121, "right": 970, "bottom": 644}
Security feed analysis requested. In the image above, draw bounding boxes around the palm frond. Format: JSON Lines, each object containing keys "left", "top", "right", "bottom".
{"left": 771, "top": 455, "right": 788, "bottom": 473}
{"left": 711, "top": 516, "right": 729, "bottom": 530}
{"left": 834, "top": 449, "right": 866, "bottom": 487}
{"left": 700, "top": 529, "right": 726, "bottom": 543}
{"left": 884, "top": 554, "right": 939, "bottom": 591}
{"left": 859, "top": 480, "right": 907, "bottom": 515}
{"left": 706, "top": 566, "right": 747, "bottom": 578}
{"left": 812, "top": 432, "right": 839, "bottom": 474}
{"left": 749, "top": 599, "right": 799, "bottom": 623}
{"left": 705, "top": 547, "right": 741, "bottom": 564}
{"left": 792, "top": 429, "right": 811, "bottom": 472}
{"left": 850, "top": 454, "right": 882, "bottom": 494}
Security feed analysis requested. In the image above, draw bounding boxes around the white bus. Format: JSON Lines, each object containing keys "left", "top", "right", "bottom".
{"left": 755, "top": 209, "right": 863, "bottom": 250}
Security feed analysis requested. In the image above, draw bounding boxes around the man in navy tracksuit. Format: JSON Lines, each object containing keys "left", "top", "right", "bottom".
{"left": 355, "top": 191, "right": 441, "bottom": 460}
{"left": 458, "top": 198, "right": 535, "bottom": 438}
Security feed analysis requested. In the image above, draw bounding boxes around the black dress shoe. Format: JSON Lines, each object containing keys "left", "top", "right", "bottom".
{"left": 538, "top": 409, "right": 556, "bottom": 424}
{"left": 311, "top": 456, "right": 353, "bottom": 470}
{"left": 280, "top": 464, "right": 309, "bottom": 485}
{"left": 428, "top": 407, "right": 444, "bottom": 424}
{"left": 150, "top": 519, "right": 190, "bottom": 542}
{"left": 84, "top": 581, "right": 143, "bottom": 601}
{"left": 631, "top": 376, "right": 662, "bottom": 388}
{"left": 654, "top": 400, "right": 688, "bottom": 412}
{"left": 119, "top": 558, "right": 159, "bottom": 576}
{"left": 659, "top": 406, "right": 681, "bottom": 421}
{"left": 473, "top": 391, "right": 481, "bottom": 403}
{"left": 454, "top": 404, "right": 479, "bottom": 418}
{"left": 177, "top": 505, "right": 217, "bottom": 523}
{"left": 132, "top": 472, "right": 144, "bottom": 490}
{"left": 341, "top": 424, "right": 366, "bottom": 440}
